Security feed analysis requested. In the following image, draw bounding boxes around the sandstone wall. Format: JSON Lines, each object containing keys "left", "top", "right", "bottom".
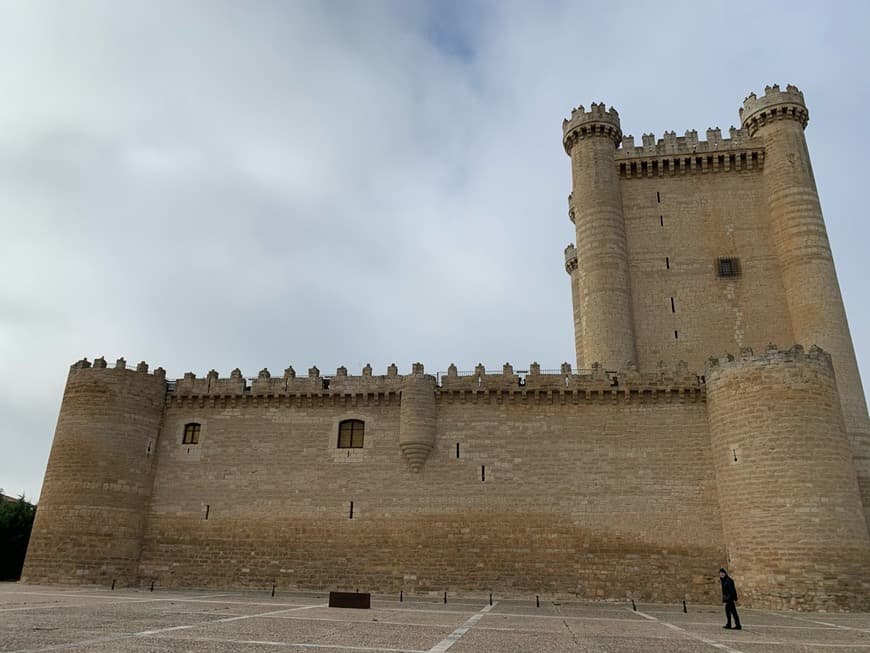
{"left": 22, "top": 359, "right": 166, "bottom": 584}
{"left": 619, "top": 148, "right": 794, "bottom": 376}
{"left": 707, "top": 346, "right": 870, "bottom": 610}
{"left": 139, "top": 368, "right": 723, "bottom": 603}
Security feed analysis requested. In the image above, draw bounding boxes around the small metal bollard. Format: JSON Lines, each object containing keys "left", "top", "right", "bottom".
{"left": 400, "top": 590, "right": 403, "bottom": 603}
{"left": 489, "top": 593, "right": 492, "bottom": 606}
{"left": 150, "top": 581, "right": 154, "bottom": 592}
{"left": 631, "top": 599, "right": 636, "bottom": 611}
{"left": 682, "top": 600, "right": 687, "bottom": 613}
{"left": 444, "top": 592, "right": 447, "bottom": 604}
{"left": 271, "top": 584, "right": 275, "bottom": 598}
{"left": 536, "top": 595, "right": 540, "bottom": 608}
{"left": 111, "top": 579, "right": 115, "bottom": 591}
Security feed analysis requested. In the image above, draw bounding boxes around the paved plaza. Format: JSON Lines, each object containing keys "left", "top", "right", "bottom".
{"left": 1, "top": 583, "right": 868, "bottom": 652}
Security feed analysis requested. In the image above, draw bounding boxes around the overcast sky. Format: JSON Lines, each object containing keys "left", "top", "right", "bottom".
{"left": 1, "top": 1, "right": 868, "bottom": 501}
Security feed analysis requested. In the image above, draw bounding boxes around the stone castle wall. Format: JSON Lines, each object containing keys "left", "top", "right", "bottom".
{"left": 22, "top": 84, "right": 870, "bottom": 611}
{"left": 141, "top": 362, "right": 722, "bottom": 603}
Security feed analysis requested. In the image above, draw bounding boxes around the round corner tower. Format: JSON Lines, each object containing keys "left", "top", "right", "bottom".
{"left": 741, "top": 85, "right": 870, "bottom": 440}
{"left": 22, "top": 358, "right": 167, "bottom": 585}
{"left": 706, "top": 346, "right": 870, "bottom": 610}
{"left": 563, "top": 103, "right": 636, "bottom": 371}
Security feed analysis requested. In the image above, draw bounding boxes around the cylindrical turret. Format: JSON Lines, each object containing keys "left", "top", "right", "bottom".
{"left": 564, "top": 243, "right": 583, "bottom": 369}
{"left": 563, "top": 103, "right": 637, "bottom": 370}
{"left": 399, "top": 363, "right": 437, "bottom": 472}
{"left": 741, "top": 84, "right": 869, "bottom": 439}
{"left": 706, "top": 346, "right": 870, "bottom": 610}
{"left": 22, "top": 357, "right": 166, "bottom": 585}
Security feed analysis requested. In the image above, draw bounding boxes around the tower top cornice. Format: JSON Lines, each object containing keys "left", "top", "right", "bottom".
{"left": 739, "top": 84, "right": 808, "bottom": 136}
{"left": 562, "top": 102, "right": 622, "bottom": 153}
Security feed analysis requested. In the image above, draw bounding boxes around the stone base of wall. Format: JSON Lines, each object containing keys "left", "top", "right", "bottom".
{"left": 137, "top": 513, "right": 723, "bottom": 605}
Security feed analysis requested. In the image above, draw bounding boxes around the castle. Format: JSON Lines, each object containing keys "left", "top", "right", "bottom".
{"left": 23, "top": 85, "right": 870, "bottom": 610}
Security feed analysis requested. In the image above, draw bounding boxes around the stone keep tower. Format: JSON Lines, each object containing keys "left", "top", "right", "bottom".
{"left": 563, "top": 85, "right": 870, "bottom": 530}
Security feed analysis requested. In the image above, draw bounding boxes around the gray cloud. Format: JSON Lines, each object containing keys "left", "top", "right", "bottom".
{"left": 1, "top": 0, "right": 868, "bottom": 500}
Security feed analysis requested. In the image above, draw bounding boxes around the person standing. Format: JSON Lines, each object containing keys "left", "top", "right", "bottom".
{"left": 719, "top": 568, "right": 742, "bottom": 629}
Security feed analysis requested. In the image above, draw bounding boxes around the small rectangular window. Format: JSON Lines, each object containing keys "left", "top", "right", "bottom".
{"left": 717, "top": 257, "right": 741, "bottom": 278}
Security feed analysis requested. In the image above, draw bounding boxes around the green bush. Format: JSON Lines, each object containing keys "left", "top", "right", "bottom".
{"left": 0, "top": 493, "right": 36, "bottom": 580}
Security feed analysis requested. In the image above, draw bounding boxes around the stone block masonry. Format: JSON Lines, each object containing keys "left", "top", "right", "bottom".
{"left": 23, "top": 84, "right": 870, "bottom": 611}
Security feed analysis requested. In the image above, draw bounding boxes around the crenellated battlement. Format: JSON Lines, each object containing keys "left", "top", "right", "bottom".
{"left": 618, "top": 126, "right": 755, "bottom": 156}
{"left": 740, "top": 84, "right": 808, "bottom": 135}
{"left": 614, "top": 127, "right": 764, "bottom": 178}
{"left": 437, "top": 360, "right": 703, "bottom": 401}
{"left": 171, "top": 362, "right": 410, "bottom": 398}
{"left": 70, "top": 356, "right": 166, "bottom": 379}
{"left": 164, "top": 359, "right": 704, "bottom": 403}
{"left": 562, "top": 102, "right": 622, "bottom": 152}
{"left": 706, "top": 343, "right": 833, "bottom": 377}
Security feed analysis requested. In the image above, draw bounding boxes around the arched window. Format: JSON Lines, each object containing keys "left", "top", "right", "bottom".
{"left": 182, "top": 422, "right": 201, "bottom": 444}
{"left": 337, "top": 419, "right": 364, "bottom": 449}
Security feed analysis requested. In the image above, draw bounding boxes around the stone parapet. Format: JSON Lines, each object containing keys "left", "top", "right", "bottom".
{"left": 562, "top": 102, "right": 622, "bottom": 152}
{"left": 740, "top": 83, "right": 808, "bottom": 135}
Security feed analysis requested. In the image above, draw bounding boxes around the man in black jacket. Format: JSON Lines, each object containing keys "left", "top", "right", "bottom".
{"left": 719, "top": 568, "right": 742, "bottom": 629}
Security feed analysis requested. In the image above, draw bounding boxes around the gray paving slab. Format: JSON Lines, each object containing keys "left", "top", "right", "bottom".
{"left": 2, "top": 583, "right": 870, "bottom": 653}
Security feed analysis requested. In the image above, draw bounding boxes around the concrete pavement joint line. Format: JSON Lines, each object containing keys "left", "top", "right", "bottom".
{"left": 764, "top": 610, "right": 870, "bottom": 633}
{"left": 426, "top": 602, "right": 497, "bottom": 653}
{"left": 633, "top": 609, "right": 747, "bottom": 653}
{"left": 211, "top": 602, "right": 327, "bottom": 623}
{"left": 0, "top": 591, "right": 162, "bottom": 602}
{"left": 148, "top": 636, "right": 425, "bottom": 652}
{"left": 7, "top": 602, "right": 328, "bottom": 651}
{"left": 0, "top": 602, "right": 118, "bottom": 613}
{"left": 0, "top": 590, "right": 312, "bottom": 609}
{"left": 379, "top": 607, "right": 644, "bottom": 622}
{"left": 7, "top": 634, "right": 134, "bottom": 653}
{"left": 135, "top": 624, "right": 194, "bottom": 636}
{"left": 259, "top": 614, "right": 457, "bottom": 629}
{"left": 714, "top": 642, "right": 870, "bottom": 648}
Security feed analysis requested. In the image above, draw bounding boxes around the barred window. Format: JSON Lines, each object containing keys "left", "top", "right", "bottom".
{"left": 182, "top": 422, "right": 201, "bottom": 444}
{"left": 337, "top": 419, "right": 365, "bottom": 449}
{"left": 717, "top": 257, "right": 741, "bottom": 278}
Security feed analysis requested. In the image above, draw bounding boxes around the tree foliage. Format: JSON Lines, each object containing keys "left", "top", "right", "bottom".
{"left": 0, "top": 492, "right": 36, "bottom": 580}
